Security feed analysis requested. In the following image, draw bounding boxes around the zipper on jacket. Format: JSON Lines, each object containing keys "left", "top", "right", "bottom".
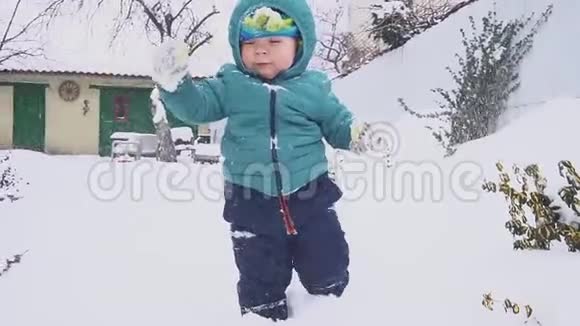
{"left": 269, "top": 89, "right": 298, "bottom": 236}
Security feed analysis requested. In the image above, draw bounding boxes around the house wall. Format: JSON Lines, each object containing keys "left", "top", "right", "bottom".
{"left": 0, "top": 72, "right": 208, "bottom": 155}
{"left": 0, "top": 73, "right": 154, "bottom": 155}
{"left": 44, "top": 76, "right": 101, "bottom": 155}
{"left": 0, "top": 86, "right": 13, "bottom": 149}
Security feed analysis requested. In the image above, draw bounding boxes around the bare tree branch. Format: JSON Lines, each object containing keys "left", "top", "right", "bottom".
{"left": 313, "top": 4, "right": 352, "bottom": 75}
{"left": 174, "top": 0, "right": 194, "bottom": 20}
{"left": 134, "top": 0, "right": 166, "bottom": 40}
{"left": 0, "top": 47, "right": 43, "bottom": 65}
{"left": 184, "top": 6, "right": 220, "bottom": 45}
{"left": 108, "top": 0, "right": 140, "bottom": 46}
{"left": 0, "top": 0, "right": 22, "bottom": 54}
{"left": 188, "top": 33, "right": 212, "bottom": 56}
{"left": 318, "top": 40, "right": 342, "bottom": 58}
{"left": 0, "top": 0, "right": 78, "bottom": 66}
{"left": 411, "top": 0, "right": 453, "bottom": 24}
{"left": 103, "top": 0, "right": 220, "bottom": 53}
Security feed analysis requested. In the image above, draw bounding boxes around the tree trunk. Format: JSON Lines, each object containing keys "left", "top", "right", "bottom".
{"left": 150, "top": 100, "right": 177, "bottom": 162}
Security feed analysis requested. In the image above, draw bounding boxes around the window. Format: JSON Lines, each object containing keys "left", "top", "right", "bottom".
{"left": 113, "top": 95, "right": 129, "bottom": 122}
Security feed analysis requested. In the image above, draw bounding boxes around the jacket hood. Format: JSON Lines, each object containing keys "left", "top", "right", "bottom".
{"left": 228, "top": 0, "right": 316, "bottom": 81}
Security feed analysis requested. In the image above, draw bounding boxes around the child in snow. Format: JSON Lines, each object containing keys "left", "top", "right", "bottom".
{"left": 151, "top": 0, "right": 383, "bottom": 321}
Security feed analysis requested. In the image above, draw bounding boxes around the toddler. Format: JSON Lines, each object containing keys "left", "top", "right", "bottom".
{"left": 152, "top": 0, "right": 381, "bottom": 321}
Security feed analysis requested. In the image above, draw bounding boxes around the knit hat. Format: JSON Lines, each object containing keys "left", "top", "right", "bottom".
{"left": 228, "top": 0, "right": 316, "bottom": 80}
{"left": 240, "top": 7, "right": 300, "bottom": 42}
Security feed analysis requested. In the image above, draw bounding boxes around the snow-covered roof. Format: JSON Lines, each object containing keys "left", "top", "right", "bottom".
{"left": 0, "top": 67, "right": 151, "bottom": 79}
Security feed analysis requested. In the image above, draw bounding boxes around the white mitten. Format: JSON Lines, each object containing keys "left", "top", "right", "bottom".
{"left": 151, "top": 39, "right": 190, "bottom": 92}
{"left": 349, "top": 119, "right": 391, "bottom": 159}
{"left": 349, "top": 119, "right": 372, "bottom": 154}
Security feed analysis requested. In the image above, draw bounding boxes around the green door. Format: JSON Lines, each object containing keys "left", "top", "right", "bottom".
{"left": 99, "top": 88, "right": 156, "bottom": 156}
{"left": 98, "top": 87, "right": 196, "bottom": 156}
{"left": 12, "top": 84, "right": 46, "bottom": 152}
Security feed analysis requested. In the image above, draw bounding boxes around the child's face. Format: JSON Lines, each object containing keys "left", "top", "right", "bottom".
{"left": 241, "top": 36, "right": 298, "bottom": 80}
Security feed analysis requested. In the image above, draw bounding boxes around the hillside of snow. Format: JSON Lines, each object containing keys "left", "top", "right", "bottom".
{"left": 333, "top": 0, "right": 580, "bottom": 123}
{"left": 2, "top": 0, "right": 580, "bottom": 325}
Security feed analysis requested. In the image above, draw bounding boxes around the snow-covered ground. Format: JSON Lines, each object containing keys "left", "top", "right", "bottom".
{"left": 2, "top": 0, "right": 580, "bottom": 325}
{"left": 2, "top": 98, "right": 580, "bottom": 326}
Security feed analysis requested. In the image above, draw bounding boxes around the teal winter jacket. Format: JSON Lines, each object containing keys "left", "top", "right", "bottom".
{"left": 159, "top": 0, "right": 355, "bottom": 197}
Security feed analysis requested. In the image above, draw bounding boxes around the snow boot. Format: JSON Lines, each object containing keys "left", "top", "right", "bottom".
{"left": 241, "top": 299, "right": 289, "bottom": 321}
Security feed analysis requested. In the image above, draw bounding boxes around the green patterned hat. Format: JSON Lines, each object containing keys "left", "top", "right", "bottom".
{"left": 240, "top": 7, "right": 300, "bottom": 41}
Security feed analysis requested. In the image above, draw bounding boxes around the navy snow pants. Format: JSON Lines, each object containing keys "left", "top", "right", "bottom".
{"left": 222, "top": 172, "right": 350, "bottom": 321}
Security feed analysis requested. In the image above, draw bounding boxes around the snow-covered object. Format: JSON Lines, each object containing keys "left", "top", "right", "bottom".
{"left": 109, "top": 132, "right": 142, "bottom": 143}
{"left": 110, "top": 132, "right": 159, "bottom": 157}
{"left": 0, "top": 154, "right": 23, "bottom": 202}
{"left": 231, "top": 230, "right": 256, "bottom": 239}
{"left": 369, "top": 1, "right": 411, "bottom": 16}
{"left": 193, "top": 141, "right": 222, "bottom": 164}
{"left": 193, "top": 143, "right": 221, "bottom": 156}
{"left": 171, "top": 127, "right": 194, "bottom": 142}
{"left": 244, "top": 7, "right": 288, "bottom": 31}
{"left": 150, "top": 88, "right": 168, "bottom": 124}
{"left": 150, "top": 39, "right": 190, "bottom": 92}
{"left": 112, "top": 143, "right": 139, "bottom": 155}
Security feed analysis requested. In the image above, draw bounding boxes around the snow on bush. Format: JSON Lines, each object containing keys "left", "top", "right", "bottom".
{"left": 0, "top": 152, "right": 26, "bottom": 203}
{"left": 368, "top": 0, "right": 419, "bottom": 50}
{"left": 398, "top": 4, "right": 554, "bottom": 156}
{"left": 0, "top": 152, "right": 29, "bottom": 279}
{"left": 0, "top": 251, "right": 29, "bottom": 279}
{"left": 481, "top": 292, "right": 540, "bottom": 324}
{"left": 367, "top": 0, "right": 476, "bottom": 52}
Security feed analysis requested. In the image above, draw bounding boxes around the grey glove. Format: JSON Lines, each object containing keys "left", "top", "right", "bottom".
{"left": 349, "top": 119, "right": 392, "bottom": 159}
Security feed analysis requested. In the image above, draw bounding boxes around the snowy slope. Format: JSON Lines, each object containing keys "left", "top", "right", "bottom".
{"left": 2, "top": 0, "right": 580, "bottom": 325}
{"left": 333, "top": 0, "right": 580, "bottom": 123}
